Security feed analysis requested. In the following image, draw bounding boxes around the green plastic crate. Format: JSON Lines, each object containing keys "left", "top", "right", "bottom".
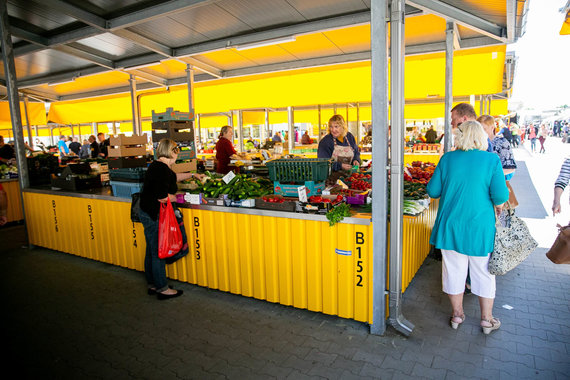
{"left": 265, "top": 158, "right": 331, "bottom": 182}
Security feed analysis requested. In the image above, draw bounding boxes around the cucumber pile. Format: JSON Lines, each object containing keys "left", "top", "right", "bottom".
{"left": 185, "top": 172, "right": 274, "bottom": 200}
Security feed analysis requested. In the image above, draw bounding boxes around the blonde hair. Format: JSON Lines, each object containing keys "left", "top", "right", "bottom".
{"left": 477, "top": 115, "right": 495, "bottom": 128}
{"left": 454, "top": 120, "right": 488, "bottom": 151}
{"left": 328, "top": 114, "right": 347, "bottom": 139}
{"left": 155, "top": 138, "right": 178, "bottom": 159}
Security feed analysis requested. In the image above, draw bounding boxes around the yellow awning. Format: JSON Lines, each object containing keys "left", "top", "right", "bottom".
{"left": 561, "top": 10, "right": 570, "bottom": 35}
{"left": 46, "top": 46, "right": 507, "bottom": 126}
{"left": 0, "top": 101, "right": 47, "bottom": 129}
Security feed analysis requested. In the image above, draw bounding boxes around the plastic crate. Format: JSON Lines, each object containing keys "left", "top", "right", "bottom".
{"left": 265, "top": 158, "right": 331, "bottom": 182}
{"left": 110, "top": 180, "right": 144, "bottom": 198}
{"left": 109, "top": 167, "right": 147, "bottom": 182}
{"left": 152, "top": 107, "right": 194, "bottom": 122}
{"left": 273, "top": 180, "right": 325, "bottom": 197}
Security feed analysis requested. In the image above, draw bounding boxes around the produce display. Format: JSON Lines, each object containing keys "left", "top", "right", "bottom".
{"left": 0, "top": 163, "right": 18, "bottom": 179}
{"left": 181, "top": 172, "right": 273, "bottom": 200}
{"left": 325, "top": 203, "right": 352, "bottom": 226}
{"left": 403, "top": 161, "right": 434, "bottom": 184}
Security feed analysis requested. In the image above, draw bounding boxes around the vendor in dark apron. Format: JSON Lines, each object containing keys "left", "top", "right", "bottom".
{"left": 317, "top": 114, "right": 361, "bottom": 172}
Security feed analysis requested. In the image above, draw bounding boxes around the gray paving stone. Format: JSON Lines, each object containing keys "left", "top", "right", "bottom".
{"left": 410, "top": 362, "right": 447, "bottom": 379}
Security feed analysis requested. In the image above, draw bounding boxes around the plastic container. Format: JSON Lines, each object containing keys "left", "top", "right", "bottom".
{"left": 152, "top": 107, "right": 194, "bottom": 122}
{"left": 109, "top": 167, "right": 147, "bottom": 182}
{"left": 273, "top": 180, "right": 325, "bottom": 197}
{"left": 110, "top": 180, "right": 144, "bottom": 198}
{"left": 266, "top": 158, "right": 331, "bottom": 182}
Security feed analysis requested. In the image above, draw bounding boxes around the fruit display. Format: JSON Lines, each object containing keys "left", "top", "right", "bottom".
{"left": 404, "top": 161, "right": 435, "bottom": 184}
{"left": 343, "top": 172, "right": 372, "bottom": 191}
{"left": 0, "top": 163, "right": 18, "bottom": 179}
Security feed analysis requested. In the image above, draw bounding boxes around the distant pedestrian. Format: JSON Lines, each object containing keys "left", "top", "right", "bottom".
{"left": 528, "top": 126, "right": 537, "bottom": 152}
{"left": 79, "top": 139, "right": 90, "bottom": 158}
{"left": 538, "top": 125, "right": 547, "bottom": 153}
{"left": 68, "top": 137, "right": 81, "bottom": 156}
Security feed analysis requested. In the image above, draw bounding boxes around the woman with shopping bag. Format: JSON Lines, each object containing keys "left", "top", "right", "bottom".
{"left": 139, "top": 138, "right": 205, "bottom": 300}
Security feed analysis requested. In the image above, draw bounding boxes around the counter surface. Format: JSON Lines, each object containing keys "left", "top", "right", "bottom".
{"left": 23, "top": 186, "right": 372, "bottom": 225}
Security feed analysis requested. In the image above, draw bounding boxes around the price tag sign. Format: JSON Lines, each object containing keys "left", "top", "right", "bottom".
{"left": 185, "top": 193, "right": 201, "bottom": 205}
{"left": 298, "top": 186, "right": 308, "bottom": 202}
{"left": 222, "top": 170, "right": 236, "bottom": 184}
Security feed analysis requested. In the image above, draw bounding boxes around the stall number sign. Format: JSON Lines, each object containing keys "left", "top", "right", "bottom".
{"left": 335, "top": 231, "right": 366, "bottom": 288}
{"left": 193, "top": 217, "right": 201, "bottom": 260}
{"left": 52, "top": 199, "right": 58, "bottom": 232}
{"left": 87, "top": 204, "right": 95, "bottom": 240}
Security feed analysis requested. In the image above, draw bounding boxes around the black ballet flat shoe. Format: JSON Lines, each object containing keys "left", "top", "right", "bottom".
{"left": 157, "top": 289, "right": 183, "bottom": 300}
{"left": 147, "top": 286, "right": 173, "bottom": 296}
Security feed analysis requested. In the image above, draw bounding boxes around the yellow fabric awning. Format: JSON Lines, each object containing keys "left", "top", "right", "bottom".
{"left": 0, "top": 101, "right": 47, "bottom": 129}
{"left": 45, "top": 46, "right": 507, "bottom": 126}
{"left": 561, "top": 10, "right": 570, "bottom": 35}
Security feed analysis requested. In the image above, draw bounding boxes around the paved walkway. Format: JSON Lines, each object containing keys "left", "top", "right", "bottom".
{"left": 1, "top": 139, "right": 569, "bottom": 379}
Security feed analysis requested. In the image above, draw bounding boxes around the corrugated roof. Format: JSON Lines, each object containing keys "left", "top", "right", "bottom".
{"left": 0, "top": 0, "right": 528, "bottom": 104}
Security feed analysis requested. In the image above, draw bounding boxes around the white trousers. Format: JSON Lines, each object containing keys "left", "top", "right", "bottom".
{"left": 441, "top": 249, "right": 496, "bottom": 299}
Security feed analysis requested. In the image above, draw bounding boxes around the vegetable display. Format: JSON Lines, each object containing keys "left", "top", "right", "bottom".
{"left": 183, "top": 173, "right": 273, "bottom": 200}
{"left": 325, "top": 203, "right": 352, "bottom": 226}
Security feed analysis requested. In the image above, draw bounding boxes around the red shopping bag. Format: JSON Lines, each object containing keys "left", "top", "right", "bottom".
{"left": 158, "top": 198, "right": 183, "bottom": 259}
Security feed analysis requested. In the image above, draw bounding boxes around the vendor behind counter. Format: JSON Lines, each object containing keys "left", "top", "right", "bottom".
{"left": 317, "top": 114, "right": 361, "bottom": 172}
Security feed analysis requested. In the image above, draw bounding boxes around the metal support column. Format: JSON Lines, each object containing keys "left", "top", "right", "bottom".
{"left": 287, "top": 106, "right": 294, "bottom": 152}
{"left": 195, "top": 114, "right": 201, "bottom": 146}
{"left": 49, "top": 125, "right": 54, "bottom": 145}
{"left": 479, "top": 95, "right": 484, "bottom": 116}
{"left": 0, "top": 0, "right": 29, "bottom": 189}
{"left": 129, "top": 75, "right": 141, "bottom": 135}
{"left": 186, "top": 64, "right": 197, "bottom": 148}
{"left": 370, "top": 0, "right": 389, "bottom": 336}
{"left": 0, "top": 0, "right": 30, "bottom": 248}
{"left": 265, "top": 109, "right": 270, "bottom": 141}
{"left": 443, "top": 22, "right": 455, "bottom": 153}
{"left": 388, "top": 0, "right": 414, "bottom": 336}
{"left": 78, "top": 124, "right": 82, "bottom": 142}
{"left": 237, "top": 110, "right": 244, "bottom": 152}
{"left": 23, "top": 96, "right": 33, "bottom": 149}
{"left": 317, "top": 105, "right": 322, "bottom": 142}
{"left": 356, "top": 103, "right": 361, "bottom": 144}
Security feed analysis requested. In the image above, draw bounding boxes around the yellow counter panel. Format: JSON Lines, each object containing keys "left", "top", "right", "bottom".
{"left": 23, "top": 189, "right": 437, "bottom": 325}
{"left": 1, "top": 179, "right": 24, "bottom": 223}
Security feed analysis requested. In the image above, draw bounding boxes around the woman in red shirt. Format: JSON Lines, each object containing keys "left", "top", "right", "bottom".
{"left": 215, "top": 125, "right": 237, "bottom": 174}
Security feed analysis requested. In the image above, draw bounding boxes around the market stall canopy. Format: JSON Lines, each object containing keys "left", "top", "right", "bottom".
{"left": 1, "top": 0, "right": 528, "bottom": 106}
{"left": 0, "top": 100, "right": 46, "bottom": 129}
{"left": 45, "top": 45, "right": 509, "bottom": 125}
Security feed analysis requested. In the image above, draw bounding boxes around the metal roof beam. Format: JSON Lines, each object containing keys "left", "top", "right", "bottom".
{"left": 34, "top": 0, "right": 107, "bottom": 29}
{"left": 406, "top": 0, "right": 506, "bottom": 42}
{"left": 113, "top": 29, "right": 173, "bottom": 57}
{"left": 107, "top": 0, "right": 217, "bottom": 30}
{"left": 53, "top": 44, "right": 115, "bottom": 69}
{"left": 176, "top": 57, "right": 223, "bottom": 78}
{"left": 58, "top": 81, "right": 160, "bottom": 102}
{"left": 124, "top": 69, "right": 168, "bottom": 87}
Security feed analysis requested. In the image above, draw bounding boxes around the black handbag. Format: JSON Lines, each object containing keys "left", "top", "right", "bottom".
{"left": 131, "top": 192, "right": 141, "bottom": 223}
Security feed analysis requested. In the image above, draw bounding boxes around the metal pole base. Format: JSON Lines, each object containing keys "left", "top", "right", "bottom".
{"left": 388, "top": 314, "right": 414, "bottom": 336}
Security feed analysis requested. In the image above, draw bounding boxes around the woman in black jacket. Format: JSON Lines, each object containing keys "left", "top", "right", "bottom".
{"left": 139, "top": 138, "right": 204, "bottom": 300}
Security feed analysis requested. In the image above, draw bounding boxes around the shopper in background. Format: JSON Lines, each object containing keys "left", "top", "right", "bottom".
{"left": 425, "top": 125, "right": 438, "bottom": 144}
{"left": 552, "top": 157, "right": 570, "bottom": 215}
{"left": 97, "top": 132, "right": 109, "bottom": 158}
{"left": 68, "top": 137, "right": 81, "bottom": 156}
{"left": 510, "top": 123, "right": 520, "bottom": 148}
{"left": 79, "top": 139, "right": 90, "bottom": 158}
{"left": 140, "top": 138, "right": 205, "bottom": 300}
{"left": 272, "top": 131, "right": 282, "bottom": 142}
{"left": 528, "top": 125, "right": 538, "bottom": 152}
{"left": 317, "top": 114, "right": 361, "bottom": 172}
{"left": 0, "top": 135, "right": 15, "bottom": 164}
{"left": 479, "top": 115, "right": 517, "bottom": 180}
{"left": 215, "top": 125, "right": 237, "bottom": 175}
{"left": 439, "top": 103, "right": 477, "bottom": 154}
{"left": 427, "top": 120, "right": 509, "bottom": 334}
{"left": 538, "top": 125, "right": 548, "bottom": 154}
{"left": 57, "top": 135, "right": 69, "bottom": 157}
{"left": 88, "top": 135, "right": 100, "bottom": 158}
{"left": 301, "top": 131, "right": 312, "bottom": 145}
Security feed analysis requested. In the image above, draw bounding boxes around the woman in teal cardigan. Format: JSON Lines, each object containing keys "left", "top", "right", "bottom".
{"left": 427, "top": 120, "right": 509, "bottom": 334}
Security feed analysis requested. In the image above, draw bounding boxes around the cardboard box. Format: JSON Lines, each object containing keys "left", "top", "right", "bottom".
{"left": 109, "top": 134, "right": 148, "bottom": 146}
{"left": 108, "top": 146, "right": 147, "bottom": 158}
{"left": 152, "top": 130, "right": 194, "bottom": 143}
{"left": 152, "top": 108, "right": 194, "bottom": 122}
{"left": 171, "top": 160, "right": 197, "bottom": 173}
{"left": 151, "top": 120, "right": 193, "bottom": 130}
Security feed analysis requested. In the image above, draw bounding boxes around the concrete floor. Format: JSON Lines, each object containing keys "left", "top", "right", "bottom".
{"left": 1, "top": 138, "right": 569, "bottom": 379}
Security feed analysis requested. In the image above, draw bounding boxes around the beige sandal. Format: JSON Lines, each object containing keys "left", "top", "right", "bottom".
{"left": 450, "top": 314, "right": 465, "bottom": 329}
{"left": 481, "top": 318, "right": 501, "bottom": 334}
